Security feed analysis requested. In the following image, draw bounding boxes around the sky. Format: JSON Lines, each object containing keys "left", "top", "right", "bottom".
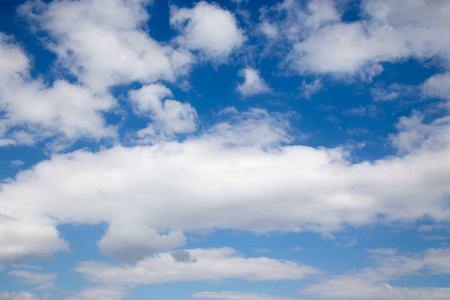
{"left": 0, "top": 0, "right": 450, "bottom": 299}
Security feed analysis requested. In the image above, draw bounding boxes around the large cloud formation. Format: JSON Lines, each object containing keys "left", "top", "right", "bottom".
{"left": 1, "top": 109, "right": 450, "bottom": 261}
{"left": 1, "top": 0, "right": 450, "bottom": 299}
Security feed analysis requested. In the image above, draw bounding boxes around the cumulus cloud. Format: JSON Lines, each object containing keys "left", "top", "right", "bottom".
{"left": 19, "top": 0, "right": 192, "bottom": 91}
{"left": 0, "top": 34, "right": 116, "bottom": 147}
{"left": 0, "top": 34, "right": 28, "bottom": 79}
{"left": 1, "top": 79, "right": 116, "bottom": 142}
{"left": 262, "top": 0, "right": 450, "bottom": 77}
{"left": 0, "top": 219, "right": 68, "bottom": 262}
{"left": 302, "top": 247, "right": 450, "bottom": 300}
{"left": 422, "top": 73, "right": 450, "bottom": 103}
{"left": 171, "top": 1, "right": 244, "bottom": 60}
{"left": 236, "top": 68, "right": 271, "bottom": 97}
{"left": 97, "top": 223, "right": 185, "bottom": 262}
{"left": 128, "top": 84, "right": 197, "bottom": 140}
{"left": 75, "top": 247, "right": 319, "bottom": 286}
{"left": 391, "top": 113, "right": 450, "bottom": 153}
{"left": 1, "top": 108, "right": 450, "bottom": 260}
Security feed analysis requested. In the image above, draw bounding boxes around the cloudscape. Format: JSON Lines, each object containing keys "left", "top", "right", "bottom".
{"left": 1, "top": 0, "right": 450, "bottom": 299}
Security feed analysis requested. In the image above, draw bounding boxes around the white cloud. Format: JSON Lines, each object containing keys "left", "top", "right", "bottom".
{"left": 236, "top": 68, "right": 271, "bottom": 97}
{"left": 423, "top": 248, "right": 450, "bottom": 274}
{"left": 366, "top": 248, "right": 397, "bottom": 256}
{"left": 259, "top": 22, "right": 279, "bottom": 40}
{"left": 210, "top": 108, "right": 292, "bottom": 148}
{"left": 0, "top": 220, "right": 68, "bottom": 262}
{"left": 19, "top": 0, "right": 192, "bottom": 91}
{"left": 65, "top": 286, "right": 127, "bottom": 300}
{"left": 303, "top": 247, "right": 450, "bottom": 300}
{"left": 8, "top": 270, "right": 56, "bottom": 290}
{"left": 390, "top": 113, "right": 450, "bottom": 153}
{"left": 0, "top": 34, "right": 116, "bottom": 147}
{"left": 370, "top": 83, "right": 417, "bottom": 102}
{"left": 129, "top": 84, "right": 197, "bottom": 140}
{"left": 0, "top": 292, "right": 39, "bottom": 300}
{"left": 171, "top": 1, "right": 244, "bottom": 61}
{"left": 300, "top": 79, "right": 322, "bottom": 99}
{"left": 97, "top": 223, "right": 185, "bottom": 262}
{"left": 0, "top": 34, "right": 28, "bottom": 80}
{"left": 192, "top": 291, "right": 299, "bottom": 300}
{"left": 1, "top": 79, "right": 116, "bottom": 142}
{"left": 263, "top": 0, "right": 450, "bottom": 77}
{"left": 422, "top": 73, "right": 450, "bottom": 103}
{"left": 0, "top": 108, "right": 450, "bottom": 260}
{"left": 75, "top": 247, "right": 319, "bottom": 286}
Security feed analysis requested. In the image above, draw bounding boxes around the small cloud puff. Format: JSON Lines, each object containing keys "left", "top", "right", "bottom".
{"left": 237, "top": 68, "right": 271, "bottom": 97}
{"left": 171, "top": 1, "right": 244, "bottom": 61}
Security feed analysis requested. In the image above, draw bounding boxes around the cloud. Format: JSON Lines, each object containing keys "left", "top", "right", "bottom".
{"left": 192, "top": 291, "right": 299, "bottom": 300}
{"left": 9, "top": 161, "right": 24, "bottom": 167}
{"left": 0, "top": 35, "right": 116, "bottom": 147}
{"left": 1, "top": 79, "right": 116, "bottom": 142}
{"left": 7, "top": 270, "right": 56, "bottom": 290}
{"left": 0, "top": 220, "right": 69, "bottom": 262}
{"left": 0, "top": 292, "right": 39, "bottom": 300}
{"left": 302, "top": 247, "right": 450, "bottom": 299}
{"left": 370, "top": 83, "right": 418, "bottom": 102}
{"left": 0, "top": 34, "right": 28, "bottom": 79}
{"left": 128, "top": 84, "right": 197, "bottom": 140}
{"left": 19, "top": 0, "right": 192, "bottom": 91}
{"left": 65, "top": 285, "right": 127, "bottom": 300}
{"left": 171, "top": 249, "right": 197, "bottom": 263}
{"left": 344, "top": 105, "right": 381, "bottom": 118}
{"left": 75, "top": 247, "right": 319, "bottom": 286}
{"left": 171, "top": 1, "right": 244, "bottom": 61}
{"left": 422, "top": 73, "right": 450, "bottom": 103}
{"left": 390, "top": 113, "right": 450, "bottom": 153}
{"left": 300, "top": 79, "right": 322, "bottom": 99}
{"left": 1, "top": 108, "right": 450, "bottom": 260}
{"left": 211, "top": 108, "right": 292, "bottom": 148}
{"left": 423, "top": 248, "right": 450, "bottom": 274}
{"left": 366, "top": 248, "right": 397, "bottom": 256}
{"left": 97, "top": 223, "right": 185, "bottom": 262}
{"left": 262, "top": 0, "right": 450, "bottom": 77}
{"left": 290, "top": 246, "right": 303, "bottom": 251}
{"left": 236, "top": 68, "right": 271, "bottom": 97}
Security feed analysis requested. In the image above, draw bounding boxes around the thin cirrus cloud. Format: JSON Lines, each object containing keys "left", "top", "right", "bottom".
{"left": 0, "top": 292, "right": 39, "bottom": 300}
{"left": 302, "top": 247, "right": 450, "bottom": 299}
{"left": 192, "top": 291, "right": 299, "bottom": 300}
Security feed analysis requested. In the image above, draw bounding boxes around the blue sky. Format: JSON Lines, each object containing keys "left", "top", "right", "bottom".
{"left": 1, "top": 0, "right": 450, "bottom": 299}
